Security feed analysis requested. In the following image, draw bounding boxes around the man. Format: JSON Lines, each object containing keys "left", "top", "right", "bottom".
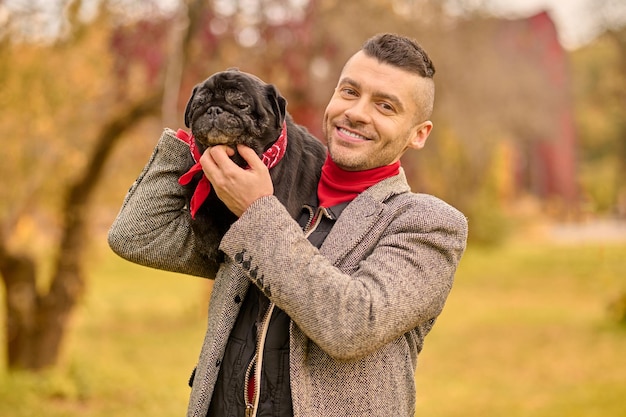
{"left": 109, "top": 33, "right": 467, "bottom": 417}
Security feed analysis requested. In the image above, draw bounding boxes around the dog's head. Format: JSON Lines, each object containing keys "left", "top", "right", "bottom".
{"left": 184, "top": 68, "right": 287, "bottom": 166}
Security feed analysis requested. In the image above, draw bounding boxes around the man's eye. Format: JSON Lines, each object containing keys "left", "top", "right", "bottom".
{"left": 340, "top": 88, "right": 358, "bottom": 97}
{"left": 375, "top": 100, "right": 398, "bottom": 114}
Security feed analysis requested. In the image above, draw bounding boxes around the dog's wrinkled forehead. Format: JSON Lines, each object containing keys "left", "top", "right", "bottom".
{"left": 204, "top": 69, "right": 266, "bottom": 99}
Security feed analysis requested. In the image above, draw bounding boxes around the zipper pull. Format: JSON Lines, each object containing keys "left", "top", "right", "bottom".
{"left": 244, "top": 359, "right": 256, "bottom": 417}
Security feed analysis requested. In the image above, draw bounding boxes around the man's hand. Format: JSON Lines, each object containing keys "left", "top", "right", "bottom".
{"left": 200, "top": 144, "right": 274, "bottom": 217}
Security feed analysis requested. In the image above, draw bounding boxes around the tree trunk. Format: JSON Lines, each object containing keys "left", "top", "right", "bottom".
{"left": 0, "top": 244, "right": 39, "bottom": 369}
{"left": 0, "top": 92, "right": 162, "bottom": 370}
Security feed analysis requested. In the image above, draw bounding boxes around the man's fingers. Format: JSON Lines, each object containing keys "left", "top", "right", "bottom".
{"left": 208, "top": 145, "right": 236, "bottom": 166}
{"left": 200, "top": 146, "right": 226, "bottom": 183}
{"left": 201, "top": 146, "right": 231, "bottom": 178}
{"left": 198, "top": 144, "right": 273, "bottom": 217}
{"left": 237, "top": 144, "right": 266, "bottom": 171}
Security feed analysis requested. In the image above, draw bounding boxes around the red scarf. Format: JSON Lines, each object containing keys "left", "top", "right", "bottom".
{"left": 177, "top": 122, "right": 288, "bottom": 218}
{"left": 317, "top": 155, "right": 401, "bottom": 208}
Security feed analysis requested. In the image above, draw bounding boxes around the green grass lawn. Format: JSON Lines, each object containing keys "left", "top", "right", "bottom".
{"left": 415, "top": 242, "right": 626, "bottom": 417}
{"left": 1, "top": 241, "right": 625, "bottom": 417}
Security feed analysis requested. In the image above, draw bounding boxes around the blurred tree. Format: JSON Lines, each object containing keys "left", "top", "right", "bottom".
{"left": 572, "top": 26, "right": 626, "bottom": 216}
{"left": 606, "top": 28, "right": 626, "bottom": 216}
{"left": 0, "top": 0, "right": 204, "bottom": 370}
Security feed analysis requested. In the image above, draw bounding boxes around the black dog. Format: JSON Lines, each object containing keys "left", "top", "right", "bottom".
{"left": 182, "top": 69, "right": 326, "bottom": 268}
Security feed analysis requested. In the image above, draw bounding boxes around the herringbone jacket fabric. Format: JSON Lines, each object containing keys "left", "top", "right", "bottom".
{"left": 108, "top": 129, "right": 468, "bottom": 417}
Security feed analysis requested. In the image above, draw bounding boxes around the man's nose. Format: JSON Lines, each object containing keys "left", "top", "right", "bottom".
{"left": 344, "top": 99, "right": 370, "bottom": 124}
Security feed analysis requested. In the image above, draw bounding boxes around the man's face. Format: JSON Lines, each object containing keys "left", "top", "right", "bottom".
{"left": 323, "top": 51, "right": 433, "bottom": 171}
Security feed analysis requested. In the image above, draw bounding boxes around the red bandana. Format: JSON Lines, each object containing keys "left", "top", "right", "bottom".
{"left": 317, "top": 155, "right": 400, "bottom": 208}
{"left": 177, "top": 121, "right": 288, "bottom": 219}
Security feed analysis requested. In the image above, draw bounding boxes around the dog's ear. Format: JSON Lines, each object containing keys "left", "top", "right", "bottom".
{"left": 184, "top": 85, "right": 199, "bottom": 128}
{"left": 265, "top": 84, "right": 287, "bottom": 129}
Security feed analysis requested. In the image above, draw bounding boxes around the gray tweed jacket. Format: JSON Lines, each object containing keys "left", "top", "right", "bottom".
{"left": 108, "top": 129, "right": 468, "bottom": 417}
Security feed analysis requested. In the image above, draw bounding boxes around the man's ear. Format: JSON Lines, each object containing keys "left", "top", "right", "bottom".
{"left": 184, "top": 85, "right": 199, "bottom": 128}
{"left": 265, "top": 84, "right": 287, "bottom": 129}
{"left": 408, "top": 120, "right": 433, "bottom": 150}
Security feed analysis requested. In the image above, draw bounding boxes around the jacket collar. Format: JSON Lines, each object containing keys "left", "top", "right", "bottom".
{"left": 318, "top": 169, "right": 411, "bottom": 265}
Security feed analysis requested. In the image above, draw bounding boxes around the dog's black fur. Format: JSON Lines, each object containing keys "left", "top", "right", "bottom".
{"left": 182, "top": 69, "right": 327, "bottom": 270}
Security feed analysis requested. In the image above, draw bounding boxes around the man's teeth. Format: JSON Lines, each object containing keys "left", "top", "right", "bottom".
{"left": 339, "top": 128, "right": 368, "bottom": 140}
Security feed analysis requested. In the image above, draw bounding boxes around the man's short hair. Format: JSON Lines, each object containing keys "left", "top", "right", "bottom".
{"left": 362, "top": 33, "right": 435, "bottom": 78}
{"left": 361, "top": 33, "right": 435, "bottom": 120}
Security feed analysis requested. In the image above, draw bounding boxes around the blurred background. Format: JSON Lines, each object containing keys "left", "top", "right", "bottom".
{"left": 0, "top": 0, "right": 625, "bottom": 416}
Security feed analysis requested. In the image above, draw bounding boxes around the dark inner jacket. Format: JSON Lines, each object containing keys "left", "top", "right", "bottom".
{"left": 205, "top": 200, "right": 349, "bottom": 417}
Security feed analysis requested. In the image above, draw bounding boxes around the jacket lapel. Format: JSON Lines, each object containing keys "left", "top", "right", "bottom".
{"left": 320, "top": 195, "right": 383, "bottom": 265}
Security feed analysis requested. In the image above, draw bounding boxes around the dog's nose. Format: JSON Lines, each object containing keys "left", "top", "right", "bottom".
{"left": 207, "top": 106, "right": 223, "bottom": 116}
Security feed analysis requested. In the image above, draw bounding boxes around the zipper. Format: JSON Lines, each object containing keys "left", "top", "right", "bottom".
{"left": 243, "top": 360, "right": 255, "bottom": 417}
{"left": 243, "top": 206, "right": 329, "bottom": 417}
{"left": 243, "top": 302, "right": 276, "bottom": 417}
{"left": 304, "top": 206, "right": 329, "bottom": 238}
{"left": 302, "top": 205, "right": 315, "bottom": 232}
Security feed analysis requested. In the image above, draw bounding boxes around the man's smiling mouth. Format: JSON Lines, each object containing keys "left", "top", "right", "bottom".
{"left": 338, "top": 127, "right": 370, "bottom": 141}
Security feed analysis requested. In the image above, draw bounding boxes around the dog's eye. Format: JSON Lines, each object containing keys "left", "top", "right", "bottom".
{"left": 235, "top": 102, "right": 250, "bottom": 110}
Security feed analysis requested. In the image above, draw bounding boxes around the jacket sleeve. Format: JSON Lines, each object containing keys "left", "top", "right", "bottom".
{"left": 107, "top": 129, "right": 218, "bottom": 278}
{"left": 218, "top": 192, "right": 468, "bottom": 361}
